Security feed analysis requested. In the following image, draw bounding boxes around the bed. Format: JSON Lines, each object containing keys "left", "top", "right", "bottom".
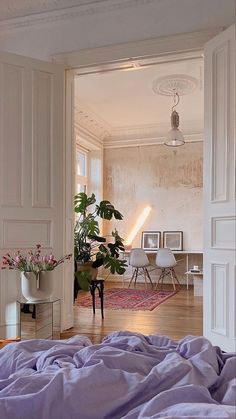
{"left": 0, "top": 331, "right": 235, "bottom": 418}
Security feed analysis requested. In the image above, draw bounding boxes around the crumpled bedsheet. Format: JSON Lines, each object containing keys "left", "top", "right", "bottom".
{"left": 0, "top": 331, "right": 235, "bottom": 418}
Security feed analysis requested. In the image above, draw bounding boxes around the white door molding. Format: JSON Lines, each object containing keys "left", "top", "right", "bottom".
{"left": 203, "top": 24, "right": 236, "bottom": 352}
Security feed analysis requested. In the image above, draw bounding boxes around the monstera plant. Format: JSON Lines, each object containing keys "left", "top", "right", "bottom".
{"left": 74, "top": 192, "right": 127, "bottom": 291}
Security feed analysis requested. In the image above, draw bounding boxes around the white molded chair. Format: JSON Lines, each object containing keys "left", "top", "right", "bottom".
{"left": 128, "top": 248, "right": 153, "bottom": 288}
{"left": 155, "top": 248, "right": 181, "bottom": 290}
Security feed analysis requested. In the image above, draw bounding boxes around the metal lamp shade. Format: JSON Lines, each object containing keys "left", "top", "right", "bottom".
{"left": 164, "top": 109, "right": 185, "bottom": 147}
{"left": 164, "top": 127, "right": 185, "bottom": 147}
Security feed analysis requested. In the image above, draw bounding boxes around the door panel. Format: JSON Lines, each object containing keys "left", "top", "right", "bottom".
{"left": 204, "top": 25, "right": 235, "bottom": 351}
{"left": 0, "top": 52, "right": 73, "bottom": 337}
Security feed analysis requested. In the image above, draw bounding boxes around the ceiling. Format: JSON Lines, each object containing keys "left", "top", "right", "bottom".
{"left": 0, "top": 0, "right": 159, "bottom": 21}
{"left": 0, "top": 1, "right": 106, "bottom": 20}
{"left": 0, "top": 1, "right": 234, "bottom": 61}
{"left": 74, "top": 57, "right": 204, "bottom": 148}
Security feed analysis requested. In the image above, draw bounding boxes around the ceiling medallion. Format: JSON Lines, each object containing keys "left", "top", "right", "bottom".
{"left": 152, "top": 74, "right": 199, "bottom": 96}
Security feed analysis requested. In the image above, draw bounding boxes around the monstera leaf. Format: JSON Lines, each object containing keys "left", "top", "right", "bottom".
{"left": 88, "top": 235, "right": 106, "bottom": 243}
{"left": 74, "top": 192, "right": 96, "bottom": 214}
{"left": 92, "top": 254, "right": 104, "bottom": 268}
{"left": 75, "top": 243, "right": 91, "bottom": 262}
{"left": 96, "top": 201, "right": 123, "bottom": 220}
{"left": 92, "top": 240, "right": 127, "bottom": 272}
{"left": 83, "top": 218, "right": 100, "bottom": 236}
{"left": 103, "top": 255, "right": 127, "bottom": 275}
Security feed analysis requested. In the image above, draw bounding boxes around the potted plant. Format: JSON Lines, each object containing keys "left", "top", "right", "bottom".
{"left": 2, "top": 244, "right": 72, "bottom": 302}
{"left": 74, "top": 192, "right": 127, "bottom": 291}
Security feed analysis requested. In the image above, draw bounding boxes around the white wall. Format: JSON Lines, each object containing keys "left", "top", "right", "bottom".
{"left": 103, "top": 142, "right": 203, "bottom": 251}
{"left": 0, "top": 0, "right": 235, "bottom": 60}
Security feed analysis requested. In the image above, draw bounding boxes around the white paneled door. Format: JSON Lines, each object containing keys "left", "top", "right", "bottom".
{"left": 204, "top": 25, "right": 236, "bottom": 351}
{"left": 0, "top": 52, "right": 74, "bottom": 338}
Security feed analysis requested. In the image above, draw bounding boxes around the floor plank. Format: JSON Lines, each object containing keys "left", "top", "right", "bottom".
{"left": 61, "top": 283, "right": 203, "bottom": 344}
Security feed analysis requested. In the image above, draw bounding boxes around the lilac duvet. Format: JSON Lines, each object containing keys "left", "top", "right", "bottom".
{"left": 0, "top": 332, "right": 235, "bottom": 418}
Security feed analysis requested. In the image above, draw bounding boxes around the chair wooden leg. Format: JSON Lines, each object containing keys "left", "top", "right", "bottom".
{"left": 128, "top": 269, "right": 136, "bottom": 288}
{"left": 156, "top": 270, "right": 163, "bottom": 289}
{"left": 161, "top": 268, "right": 166, "bottom": 289}
{"left": 173, "top": 268, "right": 181, "bottom": 287}
{"left": 134, "top": 268, "right": 138, "bottom": 287}
{"left": 170, "top": 269, "right": 176, "bottom": 290}
{"left": 155, "top": 272, "right": 160, "bottom": 289}
{"left": 143, "top": 268, "right": 148, "bottom": 289}
{"left": 155, "top": 267, "right": 180, "bottom": 291}
{"left": 145, "top": 268, "right": 153, "bottom": 288}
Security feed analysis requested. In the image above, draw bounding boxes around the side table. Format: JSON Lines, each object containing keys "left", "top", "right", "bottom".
{"left": 185, "top": 271, "right": 203, "bottom": 296}
{"left": 17, "top": 299, "right": 60, "bottom": 340}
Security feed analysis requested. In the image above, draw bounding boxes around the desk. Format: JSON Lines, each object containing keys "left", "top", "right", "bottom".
{"left": 17, "top": 299, "right": 60, "bottom": 340}
{"left": 173, "top": 251, "right": 203, "bottom": 289}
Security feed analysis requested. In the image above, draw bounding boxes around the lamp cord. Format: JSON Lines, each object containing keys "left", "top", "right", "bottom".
{"left": 171, "top": 91, "right": 180, "bottom": 112}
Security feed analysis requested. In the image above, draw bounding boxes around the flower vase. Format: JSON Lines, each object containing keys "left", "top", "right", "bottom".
{"left": 21, "top": 271, "right": 54, "bottom": 302}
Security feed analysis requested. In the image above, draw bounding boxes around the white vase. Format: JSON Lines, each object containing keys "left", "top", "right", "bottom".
{"left": 21, "top": 271, "right": 54, "bottom": 302}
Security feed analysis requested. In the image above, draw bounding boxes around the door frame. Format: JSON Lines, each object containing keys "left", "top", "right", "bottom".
{"left": 53, "top": 28, "right": 220, "bottom": 70}
{"left": 60, "top": 27, "right": 222, "bottom": 329}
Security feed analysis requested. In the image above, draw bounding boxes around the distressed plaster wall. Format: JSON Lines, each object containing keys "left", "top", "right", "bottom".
{"left": 103, "top": 142, "right": 203, "bottom": 251}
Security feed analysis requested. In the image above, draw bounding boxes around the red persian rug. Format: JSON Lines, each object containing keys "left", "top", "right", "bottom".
{"left": 75, "top": 288, "right": 177, "bottom": 311}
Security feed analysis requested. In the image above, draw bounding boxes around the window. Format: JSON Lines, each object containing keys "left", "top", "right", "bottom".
{"left": 76, "top": 150, "right": 86, "bottom": 177}
{"left": 76, "top": 146, "right": 87, "bottom": 194}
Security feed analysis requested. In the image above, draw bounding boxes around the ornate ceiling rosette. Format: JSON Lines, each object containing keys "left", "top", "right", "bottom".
{"left": 152, "top": 74, "right": 199, "bottom": 97}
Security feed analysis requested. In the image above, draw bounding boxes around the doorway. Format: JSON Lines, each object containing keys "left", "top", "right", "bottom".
{"left": 61, "top": 25, "right": 235, "bottom": 350}
{"left": 65, "top": 42, "right": 205, "bottom": 343}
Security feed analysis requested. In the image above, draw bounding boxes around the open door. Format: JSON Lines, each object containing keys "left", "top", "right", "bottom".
{"left": 204, "top": 25, "right": 235, "bottom": 351}
{"left": 0, "top": 52, "right": 74, "bottom": 338}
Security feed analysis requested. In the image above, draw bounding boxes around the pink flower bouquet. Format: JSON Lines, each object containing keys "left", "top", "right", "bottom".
{"left": 2, "top": 244, "right": 72, "bottom": 275}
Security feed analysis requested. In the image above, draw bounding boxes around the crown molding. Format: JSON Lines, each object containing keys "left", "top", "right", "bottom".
{"left": 0, "top": 0, "right": 158, "bottom": 31}
{"left": 103, "top": 121, "right": 204, "bottom": 148}
{"left": 75, "top": 124, "right": 104, "bottom": 150}
{"left": 74, "top": 98, "right": 111, "bottom": 140}
{"left": 107, "top": 120, "right": 204, "bottom": 137}
{"left": 75, "top": 114, "right": 204, "bottom": 149}
{"left": 0, "top": 1, "right": 84, "bottom": 20}
{"left": 74, "top": 98, "right": 204, "bottom": 149}
{"left": 75, "top": 118, "right": 204, "bottom": 149}
{"left": 103, "top": 134, "right": 203, "bottom": 149}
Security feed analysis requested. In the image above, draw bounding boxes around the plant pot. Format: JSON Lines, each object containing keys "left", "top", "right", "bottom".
{"left": 76, "top": 261, "right": 98, "bottom": 291}
{"left": 21, "top": 271, "right": 54, "bottom": 302}
{"left": 76, "top": 261, "right": 98, "bottom": 280}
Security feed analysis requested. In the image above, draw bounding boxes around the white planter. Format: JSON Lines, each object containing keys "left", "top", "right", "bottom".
{"left": 21, "top": 271, "right": 54, "bottom": 302}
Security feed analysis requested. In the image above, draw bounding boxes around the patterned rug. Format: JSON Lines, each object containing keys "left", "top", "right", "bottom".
{"left": 75, "top": 288, "right": 177, "bottom": 311}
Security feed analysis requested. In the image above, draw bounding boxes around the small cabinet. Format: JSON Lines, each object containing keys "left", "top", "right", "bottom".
{"left": 17, "top": 299, "right": 60, "bottom": 340}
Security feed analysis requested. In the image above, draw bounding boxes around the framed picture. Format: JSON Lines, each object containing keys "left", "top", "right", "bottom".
{"left": 141, "top": 231, "right": 161, "bottom": 251}
{"left": 163, "top": 231, "right": 183, "bottom": 251}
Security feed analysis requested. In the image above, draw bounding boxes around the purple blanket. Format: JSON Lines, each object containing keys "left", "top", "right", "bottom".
{"left": 0, "top": 332, "right": 235, "bottom": 418}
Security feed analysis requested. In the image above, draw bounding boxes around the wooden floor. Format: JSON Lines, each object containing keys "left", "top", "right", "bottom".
{"left": 61, "top": 283, "right": 203, "bottom": 344}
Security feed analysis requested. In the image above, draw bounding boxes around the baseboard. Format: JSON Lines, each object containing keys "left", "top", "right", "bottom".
{"left": 100, "top": 274, "right": 193, "bottom": 286}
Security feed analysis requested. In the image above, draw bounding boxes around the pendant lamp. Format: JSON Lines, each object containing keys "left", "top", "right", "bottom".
{"left": 164, "top": 91, "right": 185, "bottom": 147}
